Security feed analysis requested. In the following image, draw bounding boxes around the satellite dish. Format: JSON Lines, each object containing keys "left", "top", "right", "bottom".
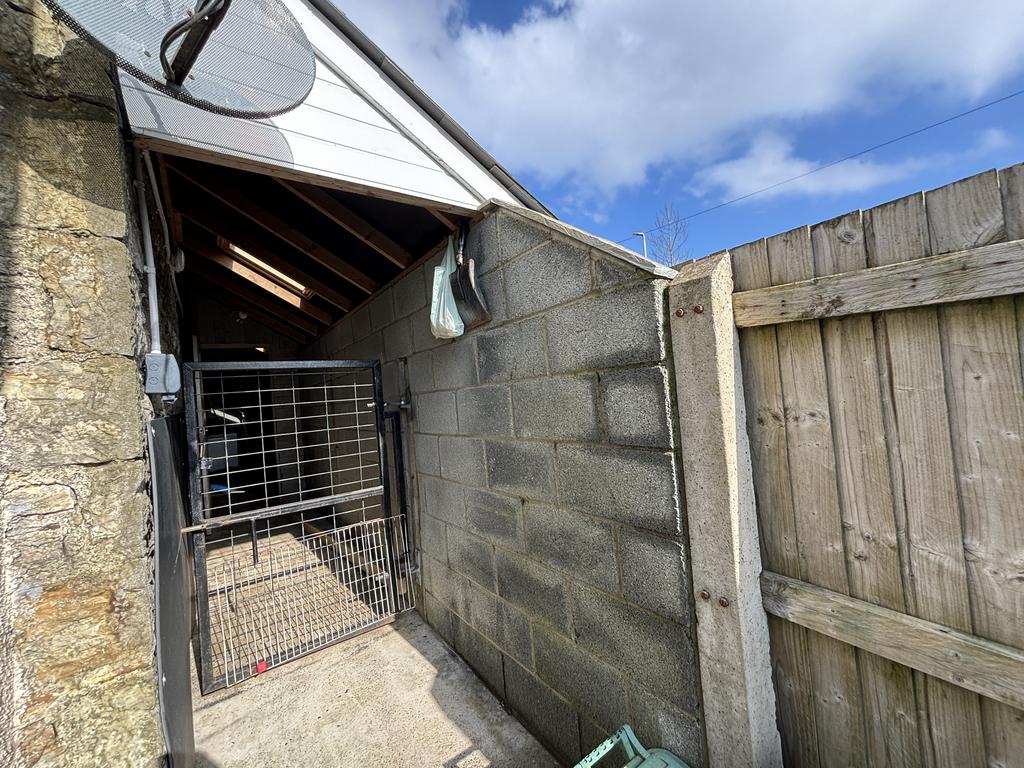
{"left": 41, "top": 0, "right": 316, "bottom": 119}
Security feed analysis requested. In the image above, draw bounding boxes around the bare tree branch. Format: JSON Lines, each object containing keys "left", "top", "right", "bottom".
{"left": 649, "top": 202, "right": 688, "bottom": 266}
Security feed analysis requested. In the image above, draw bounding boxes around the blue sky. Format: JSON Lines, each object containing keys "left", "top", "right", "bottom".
{"left": 339, "top": 0, "right": 1024, "bottom": 264}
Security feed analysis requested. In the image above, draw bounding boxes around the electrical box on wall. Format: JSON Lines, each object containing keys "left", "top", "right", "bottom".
{"left": 145, "top": 353, "right": 181, "bottom": 395}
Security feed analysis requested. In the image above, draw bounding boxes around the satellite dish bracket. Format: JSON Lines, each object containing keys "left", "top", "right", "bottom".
{"left": 160, "top": 0, "right": 233, "bottom": 86}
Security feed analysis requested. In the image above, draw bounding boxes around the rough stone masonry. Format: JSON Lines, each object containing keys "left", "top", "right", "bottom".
{"left": 0, "top": 2, "right": 163, "bottom": 766}
{"left": 309, "top": 203, "right": 709, "bottom": 766}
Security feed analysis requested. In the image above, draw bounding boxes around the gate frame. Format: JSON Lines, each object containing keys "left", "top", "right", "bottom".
{"left": 667, "top": 254, "right": 783, "bottom": 768}
{"left": 182, "top": 358, "right": 400, "bottom": 693}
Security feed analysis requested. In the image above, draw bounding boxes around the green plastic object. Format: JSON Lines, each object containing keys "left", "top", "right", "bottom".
{"left": 574, "top": 725, "right": 691, "bottom": 768}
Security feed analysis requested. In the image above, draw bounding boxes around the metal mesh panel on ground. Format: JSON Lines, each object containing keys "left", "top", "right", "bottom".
{"left": 205, "top": 513, "right": 413, "bottom": 688}
{"left": 184, "top": 362, "right": 414, "bottom": 692}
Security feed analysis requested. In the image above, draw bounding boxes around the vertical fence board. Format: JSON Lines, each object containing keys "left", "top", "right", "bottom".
{"left": 1001, "top": 163, "right": 1024, "bottom": 240}
{"left": 733, "top": 240, "right": 821, "bottom": 767}
{"left": 1001, "top": 164, "right": 1024, "bottom": 396}
{"left": 766, "top": 228, "right": 867, "bottom": 766}
{"left": 925, "top": 171, "right": 1024, "bottom": 768}
{"left": 864, "top": 192, "right": 987, "bottom": 768}
{"left": 926, "top": 170, "right": 1006, "bottom": 254}
{"left": 940, "top": 296, "right": 1024, "bottom": 765}
{"left": 811, "top": 212, "right": 921, "bottom": 767}
{"left": 870, "top": 309, "right": 936, "bottom": 768}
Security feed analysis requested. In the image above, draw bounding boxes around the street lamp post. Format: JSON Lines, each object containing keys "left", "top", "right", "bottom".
{"left": 632, "top": 231, "right": 648, "bottom": 260}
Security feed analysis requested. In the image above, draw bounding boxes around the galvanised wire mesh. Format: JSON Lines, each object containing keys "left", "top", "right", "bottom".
{"left": 184, "top": 362, "right": 414, "bottom": 692}
{"left": 204, "top": 511, "right": 414, "bottom": 688}
{"left": 191, "top": 366, "right": 380, "bottom": 519}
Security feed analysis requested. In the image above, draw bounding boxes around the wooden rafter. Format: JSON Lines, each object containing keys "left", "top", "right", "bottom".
{"left": 427, "top": 208, "right": 460, "bottom": 231}
{"left": 276, "top": 178, "right": 413, "bottom": 269}
{"left": 185, "top": 238, "right": 333, "bottom": 324}
{"left": 167, "top": 159, "right": 378, "bottom": 294}
{"left": 185, "top": 251, "right": 320, "bottom": 336}
{"left": 174, "top": 195, "right": 353, "bottom": 312}
{"left": 156, "top": 154, "right": 184, "bottom": 243}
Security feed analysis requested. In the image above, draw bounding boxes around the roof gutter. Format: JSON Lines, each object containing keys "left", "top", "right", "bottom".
{"left": 305, "top": 0, "right": 552, "bottom": 217}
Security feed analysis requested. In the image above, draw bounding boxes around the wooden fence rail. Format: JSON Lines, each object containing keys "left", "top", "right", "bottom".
{"left": 761, "top": 572, "right": 1024, "bottom": 713}
{"left": 732, "top": 238, "right": 1024, "bottom": 327}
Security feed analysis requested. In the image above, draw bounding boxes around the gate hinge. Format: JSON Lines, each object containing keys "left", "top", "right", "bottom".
{"left": 365, "top": 398, "right": 410, "bottom": 410}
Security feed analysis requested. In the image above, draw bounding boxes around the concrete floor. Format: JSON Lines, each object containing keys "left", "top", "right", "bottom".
{"left": 192, "top": 612, "right": 557, "bottom": 767}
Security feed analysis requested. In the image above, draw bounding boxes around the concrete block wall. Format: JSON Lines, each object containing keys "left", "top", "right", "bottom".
{"left": 311, "top": 204, "right": 706, "bottom": 766}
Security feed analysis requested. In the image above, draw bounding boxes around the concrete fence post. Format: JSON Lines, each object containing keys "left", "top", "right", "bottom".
{"left": 667, "top": 252, "right": 782, "bottom": 768}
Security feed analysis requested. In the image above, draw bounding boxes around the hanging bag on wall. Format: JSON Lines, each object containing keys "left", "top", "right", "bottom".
{"left": 430, "top": 236, "right": 465, "bottom": 339}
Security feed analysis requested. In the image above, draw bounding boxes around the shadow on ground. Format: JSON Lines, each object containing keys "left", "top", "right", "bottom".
{"left": 190, "top": 612, "right": 556, "bottom": 767}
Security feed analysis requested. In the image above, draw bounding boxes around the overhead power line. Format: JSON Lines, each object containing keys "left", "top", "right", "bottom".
{"left": 620, "top": 85, "right": 1024, "bottom": 244}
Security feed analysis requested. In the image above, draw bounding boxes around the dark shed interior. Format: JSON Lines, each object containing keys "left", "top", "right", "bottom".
{"left": 157, "top": 153, "right": 466, "bottom": 351}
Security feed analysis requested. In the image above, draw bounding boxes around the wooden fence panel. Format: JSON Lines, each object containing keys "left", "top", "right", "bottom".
{"left": 729, "top": 163, "right": 1024, "bottom": 767}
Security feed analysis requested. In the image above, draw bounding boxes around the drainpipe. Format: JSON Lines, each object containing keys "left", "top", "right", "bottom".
{"left": 134, "top": 149, "right": 181, "bottom": 396}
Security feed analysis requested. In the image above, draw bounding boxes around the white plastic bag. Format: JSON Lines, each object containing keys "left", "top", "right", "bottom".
{"left": 430, "top": 235, "right": 465, "bottom": 339}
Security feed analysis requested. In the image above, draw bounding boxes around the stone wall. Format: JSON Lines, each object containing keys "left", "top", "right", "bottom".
{"left": 310, "top": 204, "right": 707, "bottom": 765}
{"left": 0, "top": 2, "right": 162, "bottom": 765}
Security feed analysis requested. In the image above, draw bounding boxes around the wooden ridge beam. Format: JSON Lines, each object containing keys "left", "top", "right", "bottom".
{"left": 167, "top": 159, "right": 378, "bottom": 294}
{"left": 732, "top": 238, "right": 1024, "bottom": 327}
{"left": 173, "top": 191, "right": 353, "bottom": 311}
{"left": 184, "top": 252, "right": 319, "bottom": 336}
{"left": 184, "top": 237, "right": 333, "bottom": 324}
{"left": 183, "top": 278, "right": 308, "bottom": 343}
{"left": 761, "top": 571, "right": 1024, "bottom": 712}
{"left": 276, "top": 178, "right": 414, "bottom": 269}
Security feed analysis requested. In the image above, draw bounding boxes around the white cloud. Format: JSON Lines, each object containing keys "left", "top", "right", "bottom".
{"left": 977, "top": 127, "right": 1012, "bottom": 153}
{"left": 691, "top": 128, "right": 1014, "bottom": 202}
{"left": 334, "top": 0, "right": 1024, "bottom": 196}
{"left": 690, "top": 133, "right": 922, "bottom": 200}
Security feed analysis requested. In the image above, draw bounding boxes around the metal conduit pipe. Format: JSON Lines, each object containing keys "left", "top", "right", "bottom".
{"left": 134, "top": 149, "right": 161, "bottom": 354}
{"left": 143, "top": 151, "right": 185, "bottom": 312}
{"left": 134, "top": 148, "right": 181, "bottom": 395}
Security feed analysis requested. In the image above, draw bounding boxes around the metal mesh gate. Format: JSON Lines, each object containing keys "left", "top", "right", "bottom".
{"left": 184, "top": 361, "right": 414, "bottom": 692}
